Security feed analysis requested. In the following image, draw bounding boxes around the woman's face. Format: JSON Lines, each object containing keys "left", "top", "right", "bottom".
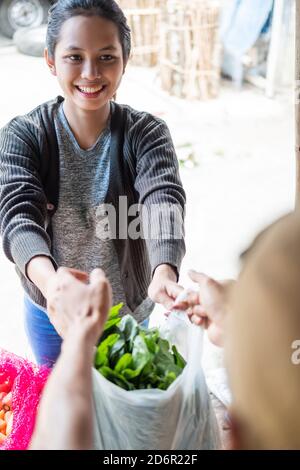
{"left": 45, "top": 15, "right": 125, "bottom": 112}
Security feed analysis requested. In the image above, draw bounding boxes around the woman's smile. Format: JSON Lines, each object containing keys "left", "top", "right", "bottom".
{"left": 74, "top": 84, "right": 108, "bottom": 99}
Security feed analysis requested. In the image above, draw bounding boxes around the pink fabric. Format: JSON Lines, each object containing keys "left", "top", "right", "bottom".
{"left": 0, "top": 349, "right": 50, "bottom": 450}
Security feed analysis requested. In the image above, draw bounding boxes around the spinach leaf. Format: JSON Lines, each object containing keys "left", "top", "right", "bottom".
{"left": 119, "top": 315, "right": 139, "bottom": 349}
{"left": 122, "top": 367, "right": 143, "bottom": 380}
{"left": 140, "top": 330, "right": 160, "bottom": 354}
{"left": 109, "top": 303, "right": 124, "bottom": 319}
{"left": 101, "top": 333, "right": 120, "bottom": 349}
{"left": 99, "top": 303, "right": 124, "bottom": 342}
{"left": 172, "top": 345, "right": 186, "bottom": 369}
{"left": 132, "top": 335, "right": 152, "bottom": 371}
{"left": 95, "top": 305, "right": 186, "bottom": 391}
{"left": 95, "top": 334, "right": 120, "bottom": 367}
{"left": 95, "top": 345, "right": 109, "bottom": 368}
{"left": 99, "top": 366, "right": 134, "bottom": 391}
{"left": 115, "top": 353, "right": 133, "bottom": 373}
{"left": 109, "top": 338, "right": 126, "bottom": 368}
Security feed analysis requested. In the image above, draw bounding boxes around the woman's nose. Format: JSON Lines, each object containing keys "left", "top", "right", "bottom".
{"left": 81, "top": 61, "right": 101, "bottom": 81}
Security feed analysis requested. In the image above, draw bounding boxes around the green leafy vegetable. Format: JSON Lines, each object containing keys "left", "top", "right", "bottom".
{"left": 94, "top": 303, "right": 186, "bottom": 391}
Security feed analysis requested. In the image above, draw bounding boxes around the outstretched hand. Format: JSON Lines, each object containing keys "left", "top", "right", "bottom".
{"left": 172, "top": 270, "right": 233, "bottom": 347}
{"left": 46, "top": 267, "right": 112, "bottom": 345}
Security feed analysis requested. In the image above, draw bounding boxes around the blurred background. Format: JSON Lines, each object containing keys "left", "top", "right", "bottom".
{"left": 0, "top": 0, "right": 295, "bottom": 376}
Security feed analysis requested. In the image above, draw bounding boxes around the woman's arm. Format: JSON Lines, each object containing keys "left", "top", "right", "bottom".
{"left": 27, "top": 257, "right": 89, "bottom": 316}
{"left": 30, "top": 268, "right": 112, "bottom": 450}
{"left": 132, "top": 117, "right": 186, "bottom": 309}
{"left": 0, "top": 123, "right": 57, "bottom": 282}
{"left": 27, "top": 256, "right": 57, "bottom": 298}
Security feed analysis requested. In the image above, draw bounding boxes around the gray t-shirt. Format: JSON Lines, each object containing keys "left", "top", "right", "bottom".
{"left": 52, "top": 104, "right": 132, "bottom": 315}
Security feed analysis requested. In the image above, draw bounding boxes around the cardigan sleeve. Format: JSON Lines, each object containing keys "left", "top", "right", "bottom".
{"left": 131, "top": 114, "right": 186, "bottom": 277}
{"left": 0, "top": 118, "right": 57, "bottom": 279}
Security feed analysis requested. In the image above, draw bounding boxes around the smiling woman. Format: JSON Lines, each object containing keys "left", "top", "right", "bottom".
{"left": 0, "top": 0, "right": 186, "bottom": 368}
{"left": 45, "top": 14, "right": 126, "bottom": 117}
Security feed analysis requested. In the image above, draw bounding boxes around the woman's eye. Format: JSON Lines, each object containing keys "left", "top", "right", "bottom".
{"left": 67, "top": 55, "right": 82, "bottom": 62}
{"left": 65, "top": 54, "right": 116, "bottom": 62}
{"left": 100, "top": 55, "right": 114, "bottom": 61}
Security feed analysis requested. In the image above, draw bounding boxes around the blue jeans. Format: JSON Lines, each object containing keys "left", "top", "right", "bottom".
{"left": 140, "top": 318, "right": 149, "bottom": 328}
{"left": 24, "top": 295, "right": 62, "bottom": 368}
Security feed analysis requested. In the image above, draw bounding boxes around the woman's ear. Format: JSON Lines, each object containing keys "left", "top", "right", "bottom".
{"left": 44, "top": 48, "right": 57, "bottom": 76}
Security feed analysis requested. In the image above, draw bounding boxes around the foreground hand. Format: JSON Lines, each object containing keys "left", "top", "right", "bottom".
{"left": 46, "top": 267, "right": 112, "bottom": 344}
{"left": 172, "top": 270, "right": 233, "bottom": 347}
{"left": 148, "top": 264, "right": 183, "bottom": 310}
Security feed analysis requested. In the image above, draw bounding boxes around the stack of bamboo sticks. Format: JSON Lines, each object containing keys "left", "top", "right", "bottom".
{"left": 159, "top": 0, "right": 221, "bottom": 100}
{"left": 118, "top": 0, "right": 162, "bottom": 66}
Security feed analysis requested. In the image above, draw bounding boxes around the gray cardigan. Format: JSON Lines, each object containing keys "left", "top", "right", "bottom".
{"left": 0, "top": 96, "right": 186, "bottom": 311}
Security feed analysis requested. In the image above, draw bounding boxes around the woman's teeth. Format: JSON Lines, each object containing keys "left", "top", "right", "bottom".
{"left": 77, "top": 86, "right": 103, "bottom": 93}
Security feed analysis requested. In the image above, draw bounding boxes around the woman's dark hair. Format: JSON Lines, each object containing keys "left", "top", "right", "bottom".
{"left": 46, "top": 0, "right": 131, "bottom": 62}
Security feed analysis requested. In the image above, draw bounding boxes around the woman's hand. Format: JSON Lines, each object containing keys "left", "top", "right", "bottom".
{"left": 45, "top": 267, "right": 112, "bottom": 345}
{"left": 148, "top": 264, "right": 184, "bottom": 310}
{"left": 173, "top": 270, "right": 234, "bottom": 347}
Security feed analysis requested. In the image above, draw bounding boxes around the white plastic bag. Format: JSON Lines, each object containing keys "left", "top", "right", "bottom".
{"left": 92, "top": 311, "right": 221, "bottom": 450}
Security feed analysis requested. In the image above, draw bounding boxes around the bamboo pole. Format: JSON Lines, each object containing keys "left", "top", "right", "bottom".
{"left": 160, "top": 0, "right": 220, "bottom": 100}
{"left": 296, "top": 0, "right": 300, "bottom": 207}
{"left": 118, "top": 0, "right": 162, "bottom": 66}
